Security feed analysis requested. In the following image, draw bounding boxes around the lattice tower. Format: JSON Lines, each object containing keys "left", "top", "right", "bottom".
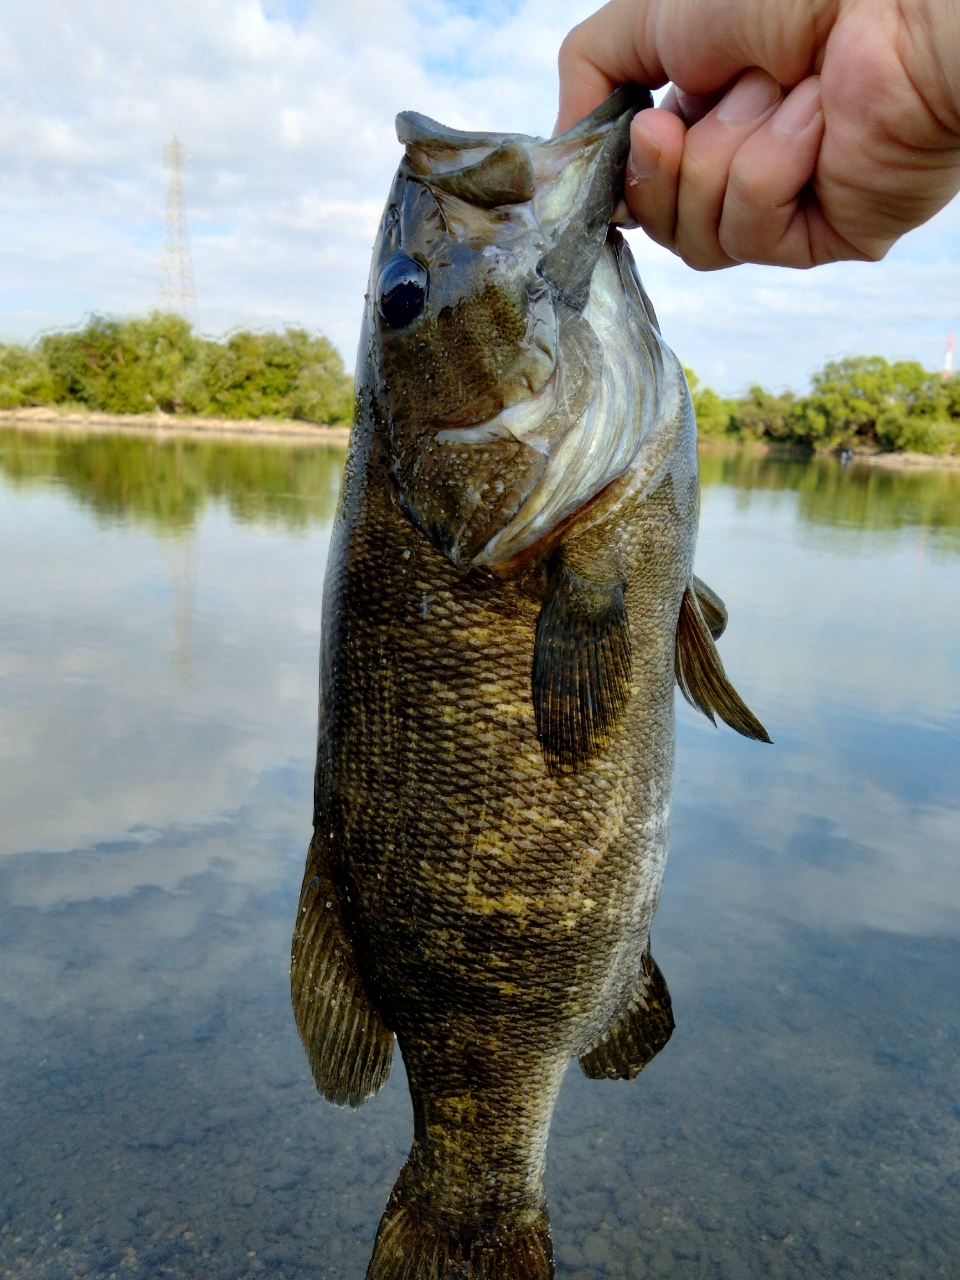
{"left": 944, "top": 331, "right": 954, "bottom": 381}
{"left": 159, "top": 136, "right": 198, "bottom": 322}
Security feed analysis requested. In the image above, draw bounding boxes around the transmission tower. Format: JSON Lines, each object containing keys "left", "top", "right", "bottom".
{"left": 159, "top": 136, "right": 198, "bottom": 323}
{"left": 944, "top": 330, "right": 955, "bottom": 381}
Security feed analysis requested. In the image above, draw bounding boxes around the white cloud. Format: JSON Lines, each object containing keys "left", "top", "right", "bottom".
{"left": 0, "top": 0, "right": 957, "bottom": 392}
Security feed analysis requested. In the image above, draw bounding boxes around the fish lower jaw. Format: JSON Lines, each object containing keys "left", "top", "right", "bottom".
{"left": 435, "top": 368, "right": 558, "bottom": 448}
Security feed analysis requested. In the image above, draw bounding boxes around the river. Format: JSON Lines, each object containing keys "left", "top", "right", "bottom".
{"left": 1, "top": 430, "right": 958, "bottom": 1280}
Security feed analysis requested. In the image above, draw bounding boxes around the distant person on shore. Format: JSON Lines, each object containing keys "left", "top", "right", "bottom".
{"left": 556, "top": 0, "right": 960, "bottom": 271}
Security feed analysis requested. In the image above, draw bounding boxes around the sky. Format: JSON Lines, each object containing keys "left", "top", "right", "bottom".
{"left": 1, "top": 0, "right": 958, "bottom": 395}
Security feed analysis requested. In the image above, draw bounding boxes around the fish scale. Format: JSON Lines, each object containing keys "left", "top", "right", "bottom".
{"left": 290, "top": 87, "right": 769, "bottom": 1280}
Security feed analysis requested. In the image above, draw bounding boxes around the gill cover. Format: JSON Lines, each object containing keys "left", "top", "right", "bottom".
{"left": 367, "top": 86, "right": 684, "bottom": 572}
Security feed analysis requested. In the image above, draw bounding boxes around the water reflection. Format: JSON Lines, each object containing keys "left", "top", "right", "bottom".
{"left": 0, "top": 430, "right": 343, "bottom": 532}
{"left": 1, "top": 432, "right": 959, "bottom": 1280}
{"left": 699, "top": 447, "right": 960, "bottom": 547}
{"left": 4, "top": 429, "right": 960, "bottom": 542}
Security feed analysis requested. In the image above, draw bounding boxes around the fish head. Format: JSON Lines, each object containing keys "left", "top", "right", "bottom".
{"left": 365, "top": 87, "right": 657, "bottom": 570}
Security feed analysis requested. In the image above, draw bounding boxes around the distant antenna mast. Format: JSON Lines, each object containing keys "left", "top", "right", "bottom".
{"left": 159, "top": 136, "right": 198, "bottom": 323}
{"left": 944, "top": 330, "right": 955, "bottom": 381}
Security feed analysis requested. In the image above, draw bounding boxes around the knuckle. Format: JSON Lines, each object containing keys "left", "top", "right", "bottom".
{"left": 718, "top": 208, "right": 764, "bottom": 262}
{"left": 718, "top": 177, "right": 778, "bottom": 262}
{"left": 717, "top": 222, "right": 762, "bottom": 263}
{"left": 676, "top": 233, "right": 731, "bottom": 272}
{"left": 637, "top": 216, "right": 676, "bottom": 255}
{"left": 556, "top": 28, "right": 583, "bottom": 71}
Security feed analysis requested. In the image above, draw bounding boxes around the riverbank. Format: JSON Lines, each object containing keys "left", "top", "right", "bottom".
{"left": 0, "top": 406, "right": 350, "bottom": 446}
{"left": 697, "top": 438, "right": 960, "bottom": 471}
{"left": 4, "top": 409, "right": 960, "bottom": 469}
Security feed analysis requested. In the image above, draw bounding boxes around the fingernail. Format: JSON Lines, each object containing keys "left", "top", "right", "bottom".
{"left": 627, "top": 132, "right": 661, "bottom": 184}
{"left": 610, "top": 199, "right": 639, "bottom": 229}
{"left": 716, "top": 69, "right": 781, "bottom": 125}
{"left": 772, "top": 76, "right": 822, "bottom": 136}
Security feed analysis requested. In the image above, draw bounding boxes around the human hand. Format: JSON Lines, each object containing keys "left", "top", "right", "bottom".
{"left": 556, "top": 0, "right": 960, "bottom": 269}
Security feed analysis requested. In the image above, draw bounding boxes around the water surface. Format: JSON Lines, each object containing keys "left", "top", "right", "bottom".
{"left": 2, "top": 432, "right": 959, "bottom": 1280}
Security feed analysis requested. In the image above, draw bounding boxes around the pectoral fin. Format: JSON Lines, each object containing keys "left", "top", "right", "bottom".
{"left": 290, "top": 841, "right": 394, "bottom": 1108}
{"left": 532, "top": 559, "right": 631, "bottom": 776}
{"left": 675, "top": 583, "right": 771, "bottom": 743}
{"left": 579, "top": 949, "right": 674, "bottom": 1081}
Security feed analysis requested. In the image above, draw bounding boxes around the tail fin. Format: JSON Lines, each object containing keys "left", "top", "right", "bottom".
{"left": 367, "top": 1178, "right": 553, "bottom": 1280}
{"left": 675, "top": 583, "right": 771, "bottom": 743}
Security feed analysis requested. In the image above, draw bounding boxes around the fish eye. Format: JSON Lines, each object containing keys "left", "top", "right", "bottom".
{"left": 377, "top": 255, "right": 428, "bottom": 329}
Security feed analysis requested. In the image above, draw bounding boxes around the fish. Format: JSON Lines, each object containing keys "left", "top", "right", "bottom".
{"left": 290, "top": 86, "right": 770, "bottom": 1280}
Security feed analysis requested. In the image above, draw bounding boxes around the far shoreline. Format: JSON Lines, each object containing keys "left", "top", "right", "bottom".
{"left": 697, "top": 437, "right": 960, "bottom": 471}
{"left": 3, "top": 409, "right": 960, "bottom": 470}
{"left": 0, "top": 406, "right": 351, "bottom": 447}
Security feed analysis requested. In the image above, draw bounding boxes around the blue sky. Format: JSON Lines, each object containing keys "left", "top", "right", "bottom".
{"left": 0, "top": 0, "right": 957, "bottom": 394}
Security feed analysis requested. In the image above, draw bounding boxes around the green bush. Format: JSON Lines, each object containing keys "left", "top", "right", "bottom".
{"left": 730, "top": 386, "right": 799, "bottom": 442}
{"left": 40, "top": 313, "right": 202, "bottom": 414}
{"left": 683, "top": 366, "right": 734, "bottom": 438}
{"left": 790, "top": 356, "right": 949, "bottom": 448}
{"left": 198, "top": 327, "right": 353, "bottom": 422}
{"left": 686, "top": 356, "right": 960, "bottom": 456}
{"left": 5, "top": 318, "right": 959, "bottom": 454}
{"left": 876, "top": 409, "right": 960, "bottom": 455}
{"left": 0, "top": 313, "right": 353, "bottom": 424}
{"left": 0, "top": 343, "right": 54, "bottom": 408}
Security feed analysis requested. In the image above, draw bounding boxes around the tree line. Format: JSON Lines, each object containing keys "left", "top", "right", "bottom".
{"left": 1, "top": 313, "right": 958, "bottom": 453}
{"left": 0, "top": 313, "right": 353, "bottom": 424}
{"left": 687, "top": 357, "right": 960, "bottom": 455}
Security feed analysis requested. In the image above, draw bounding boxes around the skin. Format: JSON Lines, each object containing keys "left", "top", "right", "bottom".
{"left": 556, "top": 0, "right": 960, "bottom": 269}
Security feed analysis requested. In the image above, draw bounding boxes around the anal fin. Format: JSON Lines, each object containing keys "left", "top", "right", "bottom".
{"left": 532, "top": 558, "right": 631, "bottom": 776}
{"left": 290, "top": 841, "right": 393, "bottom": 1108}
{"left": 579, "top": 949, "right": 675, "bottom": 1081}
{"left": 675, "top": 582, "right": 771, "bottom": 743}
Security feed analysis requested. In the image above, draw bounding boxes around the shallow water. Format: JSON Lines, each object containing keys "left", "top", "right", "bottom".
{"left": 2, "top": 432, "right": 959, "bottom": 1280}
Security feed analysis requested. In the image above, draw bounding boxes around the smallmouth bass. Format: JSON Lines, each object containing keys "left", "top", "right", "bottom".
{"left": 291, "top": 87, "right": 769, "bottom": 1280}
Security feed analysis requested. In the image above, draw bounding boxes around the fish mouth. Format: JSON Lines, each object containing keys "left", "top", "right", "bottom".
{"left": 434, "top": 369, "right": 558, "bottom": 450}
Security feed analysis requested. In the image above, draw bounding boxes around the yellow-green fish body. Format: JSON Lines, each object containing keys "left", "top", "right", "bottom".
{"left": 292, "top": 88, "right": 768, "bottom": 1280}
